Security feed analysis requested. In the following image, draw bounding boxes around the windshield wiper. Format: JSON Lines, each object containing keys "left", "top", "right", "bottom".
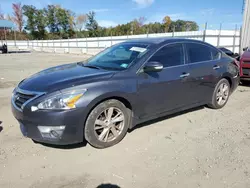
{"left": 78, "top": 63, "right": 102, "bottom": 70}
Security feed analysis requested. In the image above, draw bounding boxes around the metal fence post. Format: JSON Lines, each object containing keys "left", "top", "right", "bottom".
{"left": 14, "top": 30, "right": 17, "bottom": 47}
{"left": 53, "top": 40, "right": 55, "bottom": 53}
{"left": 76, "top": 38, "right": 79, "bottom": 53}
{"left": 217, "top": 23, "right": 222, "bottom": 47}
{"left": 68, "top": 38, "right": 70, "bottom": 53}
{"left": 232, "top": 24, "right": 237, "bottom": 53}
{"left": 111, "top": 32, "right": 113, "bottom": 46}
{"left": 4, "top": 27, "right": 7, "bottom": 45}
{"left": 203, "top": 22, "right": 207, "bottom": 42}
{"left": 172, "top": 26, "right": 175, "bottom": 37}
{"left": 239, "top": 27, "right": 243, "bottom": 55}
{"left": 60, "top": 39, "right": 62, "bottom": 52}
{"left": 42, "top": 40, "right": 43, "bottom": 52}
{"left": 85, "top": 37, "right": 88, "bottom": 54}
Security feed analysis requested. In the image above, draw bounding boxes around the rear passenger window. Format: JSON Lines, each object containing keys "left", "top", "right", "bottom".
{"left": 186, "top": 43, "right": 213, "bottom": 63}
{"left": 211, "top": 48, "right": 221, "bottom": 60}
{"left": 149, "top": 44, "right": 184, "bottom": 67}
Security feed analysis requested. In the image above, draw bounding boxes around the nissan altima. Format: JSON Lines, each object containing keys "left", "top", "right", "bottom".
{"left": 11, "top": 38, "right": 240, "bottom": 148}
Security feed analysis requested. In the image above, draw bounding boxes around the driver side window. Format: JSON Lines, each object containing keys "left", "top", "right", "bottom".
{"left": 149, "top": 43, "right": 184, "bottom": 67}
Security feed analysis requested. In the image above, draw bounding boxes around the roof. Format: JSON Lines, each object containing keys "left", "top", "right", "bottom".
{"left": 125, "top": 37, "right": 204, "bottom": 45}
{"left": 0, "top": 20, "right": 14, "bottom": 29}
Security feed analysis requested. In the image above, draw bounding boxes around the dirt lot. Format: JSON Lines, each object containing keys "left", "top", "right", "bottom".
{"left": 0, "top": 52, "right": 250, "bottom": 188}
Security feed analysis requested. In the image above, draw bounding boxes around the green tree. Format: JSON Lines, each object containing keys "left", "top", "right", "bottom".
{"left": 23, "top": 5, "right": 37, "bottom": 38}
{"left": 46, "top": 5, "right": 59, "bottom": 33}
{"left": 86, "top": 11, "right": 99, "bottom": 37}
{"left": 170, "top": 20, "right": 199, "bottom": 32}
{"left": 35, "top": 9, "right": 47, "bottom": 39}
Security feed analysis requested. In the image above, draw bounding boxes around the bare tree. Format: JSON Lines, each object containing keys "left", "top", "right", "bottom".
{"left": 12, "top": 2, "right": 23, "bottom": 32}
{"left": 75, "top": 14, "right": 87, "bottom": 31}
{"left": 0, "top": 5, "right": 4, "bottom": 19}
{"left": 6, "top": 14, "right": 13, "bottom": 21}
{"left": 163, "top": 16, "right": 171, "bottom": 32}
{"left": 138, "top": 16, "right": 147, "bottom": 27}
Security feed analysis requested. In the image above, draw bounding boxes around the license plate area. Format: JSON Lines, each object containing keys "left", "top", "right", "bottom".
{"left": 243, "top": 68, "right": 250, "bottom": 76}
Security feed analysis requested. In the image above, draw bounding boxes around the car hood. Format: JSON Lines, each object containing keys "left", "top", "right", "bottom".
{"left": 242, "top": 51, "right": 250, "bottom": 61}
{"left": 18, "top": 63, "right": 115, "bottom": 92}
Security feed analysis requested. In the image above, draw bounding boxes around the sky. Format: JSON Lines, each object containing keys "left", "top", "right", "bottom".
{"left": 0, "top": 0, "right": 244, "bottom": 30}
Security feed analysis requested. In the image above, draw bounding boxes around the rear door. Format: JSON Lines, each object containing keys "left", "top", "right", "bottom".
{"left": 185, "top": 42, "right": 222, "bottom": 103}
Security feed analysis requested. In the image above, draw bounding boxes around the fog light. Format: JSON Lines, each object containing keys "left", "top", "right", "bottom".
{"left": 38, "top": 126, "right": 65, "bottom": 139}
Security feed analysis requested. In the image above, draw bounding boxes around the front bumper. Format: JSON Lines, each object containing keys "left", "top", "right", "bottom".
{"left": 11, "top": 103, "right": 87, "bottom": 145}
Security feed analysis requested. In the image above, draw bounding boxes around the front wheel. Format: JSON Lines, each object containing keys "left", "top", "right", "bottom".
{"left": 208, "top": 78, "right": 230, "bottom": 109}
{"left": 84, "top": 99, "right": 131, "bottom": 149}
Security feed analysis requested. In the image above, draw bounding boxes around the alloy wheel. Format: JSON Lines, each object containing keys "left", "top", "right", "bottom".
{"left": 94, "top": 107, "right": 125, "bottom": 142}
{"left": 216, "top": 83, "right": 229, "bottom": 106}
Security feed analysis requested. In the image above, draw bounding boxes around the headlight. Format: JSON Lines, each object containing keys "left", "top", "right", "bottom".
{"left": 34, "top": 89, "right": 87, "bottom": 111}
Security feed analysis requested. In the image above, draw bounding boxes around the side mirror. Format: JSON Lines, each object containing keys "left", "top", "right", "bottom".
{"left": 143, "top": 61, "right": 163, "bottom": 73}
{"left": 243, "top": 47, "right": 248, "bottom": 51}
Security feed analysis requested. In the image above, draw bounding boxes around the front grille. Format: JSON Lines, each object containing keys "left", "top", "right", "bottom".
{"left": 11, "top": 88, "right": 46, "bottom": 111}
{"left": 243, "top": 61, "right": 250, "bottom": 64}
{"left": 14, "top": 91, "right": 36, "bottom": 109}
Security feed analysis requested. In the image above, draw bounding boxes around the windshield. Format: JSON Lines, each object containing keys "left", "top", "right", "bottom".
{"left": 84, "top": 43, "right": 149, "bottom": 70}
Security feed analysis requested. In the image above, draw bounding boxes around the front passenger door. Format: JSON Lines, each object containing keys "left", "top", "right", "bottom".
{"left": 136, "top": 43, "right": 193, "bottom": 118}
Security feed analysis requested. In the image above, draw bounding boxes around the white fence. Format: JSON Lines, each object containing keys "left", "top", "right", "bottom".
{"left": 2, "top": 30, "right": 241, "bottom": 55}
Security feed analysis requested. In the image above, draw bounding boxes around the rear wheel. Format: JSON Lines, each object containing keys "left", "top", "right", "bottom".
{"left": 208, "top": 78, "right": 230, "bottom": 109}
{"left": 84, "top": 99, "right": 131, "bottom": 149}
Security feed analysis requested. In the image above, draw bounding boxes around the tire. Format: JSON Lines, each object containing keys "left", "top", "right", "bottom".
{"left": 84, "top": 99, "right": 131, "bottom": 149}
{"left": 208, "top": 78, "right": 230, "bottom": 109}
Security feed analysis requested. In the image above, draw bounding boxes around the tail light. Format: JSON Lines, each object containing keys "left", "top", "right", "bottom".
{"left": 233, "top": 59, "right": 240, "bottom": 68}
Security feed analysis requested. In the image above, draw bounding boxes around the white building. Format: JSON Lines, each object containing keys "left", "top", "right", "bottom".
{"left": 242, "top": 0, "right": 250, "bottom": 51}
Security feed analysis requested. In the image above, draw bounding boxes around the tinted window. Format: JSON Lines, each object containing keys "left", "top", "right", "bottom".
{"left": 149, "top": 44, "right": 184, "bottom": 67}
{"left": 211, "top": 48, "right": 221, "bottom": 60}
{"left": 85, "top": 43, "right": 149, "bottom": 70}
{"left": 186, "top": 43, "right": 213, "bottom": 63}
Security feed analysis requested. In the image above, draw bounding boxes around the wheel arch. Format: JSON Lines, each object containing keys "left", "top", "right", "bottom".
{"left": 84, "top": 93, "right": 134, "bottom": 130}
{"left": 221, "top": 73, "right": 233, "bottom": 91}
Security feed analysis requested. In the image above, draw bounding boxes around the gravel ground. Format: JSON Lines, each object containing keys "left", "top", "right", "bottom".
{"left": 0, "top": 52, "right": 250, "bottom": 188}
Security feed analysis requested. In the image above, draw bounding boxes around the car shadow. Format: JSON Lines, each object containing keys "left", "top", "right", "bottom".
{"left": 129, "top": 106, "right": 205, "bottom": 132}
{"left": 38, "top": 139, "right": 88, "bottom": 150}
{"left": 96, "top": 184, "right": 120, "bottom": 188}
{"left": 0, "top": 121, "right": 3, "bottom": 133}
{"left": 7, "top": 51, "right": 31, "bottom": 54}
{"left": 240, "top": 82, "right": 250, "bottom": 87}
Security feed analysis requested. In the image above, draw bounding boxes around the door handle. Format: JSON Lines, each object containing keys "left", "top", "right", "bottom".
{"left": 180, "top": 73, "right": 190, "bottom": 78}
{"left": 213, "top": 65, "right": 220, "bottom": 70}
